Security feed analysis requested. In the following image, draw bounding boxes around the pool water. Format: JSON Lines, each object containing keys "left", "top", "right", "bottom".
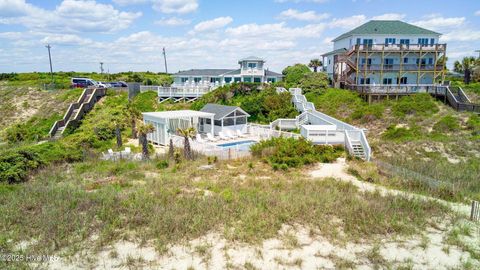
{"left": 217, "top": 140, "right": 257, "bottom": 151}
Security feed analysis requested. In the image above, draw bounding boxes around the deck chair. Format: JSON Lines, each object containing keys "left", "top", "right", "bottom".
{"left": 196, "top": 134, "right": 206, "bottom": 143}
{"left": 218, "top": 131, "right": 230, "bottom": 140}
{"left": 226, "top": 130, "right": 237, "bottom": 139}
{"left": 236, "top": 130, "right": 247, "bottom": 138}
{"left": 206, "top": 133, "right": 218, "bottom": 142}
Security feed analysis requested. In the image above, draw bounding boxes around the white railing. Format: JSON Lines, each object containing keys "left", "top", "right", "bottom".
{"left": 248, "top": 124, "right": 301, "bottom": 140}
{"left": 170, "top": 135, "right": 251, "bottom": 160}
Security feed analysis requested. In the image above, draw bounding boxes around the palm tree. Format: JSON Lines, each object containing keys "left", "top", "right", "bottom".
{"left": 454, "top": 57, "right": 477, "bottom": 84}
{"left": 114, "top": 121, "right": 123, "bottom": 148}
{"left": 125, "top": 102, "right": 141, "bottom": 139}
{"left": 137, "top": 121, "right": 155, "bottom": 160}
{"left": 177, "top": 127, "right": 196, "bottom": 160}
{"left": 308, "top": 59, "right": 323, "bottom": 72}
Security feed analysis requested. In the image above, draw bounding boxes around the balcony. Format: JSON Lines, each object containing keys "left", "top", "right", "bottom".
{"left": 352, "top": 43, "right": 446, "bottom": 53}
{"left": 357, "top": 64, "right": 444, "bottom": 72}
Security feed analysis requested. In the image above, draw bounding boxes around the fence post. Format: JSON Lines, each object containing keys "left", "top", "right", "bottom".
{"left": 471, "top": 201, "right": 479, "bottom": 222}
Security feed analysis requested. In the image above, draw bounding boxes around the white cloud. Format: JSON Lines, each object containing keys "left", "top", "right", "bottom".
{"left": 113, "top": 0, "right": 149, "bottom": 5}
{"left": 152, "top": 0, "right": 198, "bottom": 14}
{"left": 155, "top": 17, "right": 190, "bottom": 26}
{"left": 372, "top": 13, "right": 406, "bottom": 20}
{"left": 41, "top": 33, "right": 94, "bottom": 46}
{"left": 441, "top": 29, "right": 480, "bottom": 42}
{"left": 193, "top": 16, "right": 233, "bottom": 32}
{"left": 328, "top": 15, "right": 367, "bottom": 29}
{"left": 0, "top": 0, "right": 142, "bottom": 33}
{"left": 0, "top": 0, "right": 40, "bottom": 17}
{"left": 278, "top": 9, "right": 329, "bottom": 21}
{"left": 226, "top": 22, "right": 326, "bottom": 39}
{"left": 475, "top": 10, "right": 480, "bottom": 16}
{"left": 412, "top": 16, "right": 465, "bottom": 31}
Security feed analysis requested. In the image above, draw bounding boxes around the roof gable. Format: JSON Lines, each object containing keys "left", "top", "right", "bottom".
{"left": 238, "top": 56, "right": 265, "bottom": 62}
{"left": 200, "top": 103, "right": 250, "bottom": 120}
{"left": 174, "top": 69, "right": 235, "bottom": 76}
{"left": 332, "top": 20, "right": 441, "bottom": 42}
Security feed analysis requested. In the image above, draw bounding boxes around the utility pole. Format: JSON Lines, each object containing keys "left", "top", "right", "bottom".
{"left": 100, "top": 62, "right": 104, "bottom": 74}
{"left": 45, "top": 44, "right": 54, "bottom": 84}
{"left": 162, "top": 47, "right": 168, "bottom": 74}
{"left": 475, "top": 50, "right": 480, "bottom": 59}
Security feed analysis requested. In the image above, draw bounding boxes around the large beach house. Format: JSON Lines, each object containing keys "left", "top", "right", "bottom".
{"left": 153, "top": 56, "right": 283, "bottom": 102}
{"left": 174, "top": 56, "right": 283, "bottom": 86}
{"left": 322, "top": 20, "right": 447, "bottom": 89}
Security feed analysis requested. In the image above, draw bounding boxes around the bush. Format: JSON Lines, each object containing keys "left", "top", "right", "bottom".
{"left": 392, "top": 94, "right": 439, "bottom": 117}
{"left": 466, "top": 114, "right": 480, "bottom": 136}
{"left": 382, "top": 124, "right": 421, "bottom": 141}
{"left": 250, "top": 137, "right": 343, "bottom": 169}
{"left": 282, "top": 64, "right": 312, "bottom": 87}
{"left": 0, "top": 142, "right": 82, "bottom": 183}
{"left": 433, "top": 115, "right": 460, "bottom": 133}
{"left": 192, "top": 84, "right": 298, "bottom": 124}
{"left": 3, "top": 113, "right": 62, "bottom": 143}
{"left": 298, "top": 72, "right": 329, "bottom": 95}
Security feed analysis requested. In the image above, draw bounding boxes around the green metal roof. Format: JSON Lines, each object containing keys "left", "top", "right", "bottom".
{"left": 332, "top": 20, "right": 441, "bottom": 42}
{"left": 321, "top": 48, "right": 347, "bottom": 57}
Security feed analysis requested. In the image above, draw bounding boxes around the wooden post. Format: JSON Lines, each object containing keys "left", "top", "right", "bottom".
{"left": 471, "top": 201, "right": 479, "bottom": 222}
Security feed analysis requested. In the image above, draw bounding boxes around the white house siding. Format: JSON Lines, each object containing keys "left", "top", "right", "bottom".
{"left": 144, "top": 115, "right": 167, "bottom": 145}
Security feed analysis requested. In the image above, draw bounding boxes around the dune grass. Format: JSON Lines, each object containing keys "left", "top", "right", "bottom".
{"left": 0, "top": 156, "right": 455, "bottom": 268}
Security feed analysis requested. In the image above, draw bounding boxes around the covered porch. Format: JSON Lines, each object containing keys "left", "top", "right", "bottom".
{"left": 142, "top": 110, "right": 215, "bottom": 145}
{"left": 200, "top": 104, "right": 250, "bottom": 135}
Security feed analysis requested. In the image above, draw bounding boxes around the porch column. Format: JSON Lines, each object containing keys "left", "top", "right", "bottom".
{"left": 211, "top": 116, "right": 214, "bottom": 135}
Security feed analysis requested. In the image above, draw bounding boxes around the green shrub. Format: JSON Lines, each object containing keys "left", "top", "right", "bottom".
{"left": 392, "top": 94, "right": 439, "bottom": 117}
{"left": 466, "top": 114, "right": 480, "bottom": 136}
{"left": 132, "top": 91, "right": 164, "bottom": 112}
{"left": 433, "top": 115, "right": 460, "bottom": 133}
{"left": 382, "top": 125, "right": 421, "bottom": 141}
{"left": 282, "top": 64, "right": 312, "bottom": 87}
{"left": 298, "top": 72, "right": 329, "bottom": 95}
{"left": 0, "top": 142, "right": 82, "bottom": 183}
{"left": 192, "top": 84, "right": 298, "bottom": 124}
{"left": 156, "top": 160, "right": 169, "bottom": 169}
{"left": 251, "top": 137, "right": 343, "bottom": 169}
{"left": 3, "top": 113, "right": 62, "bottom": 143}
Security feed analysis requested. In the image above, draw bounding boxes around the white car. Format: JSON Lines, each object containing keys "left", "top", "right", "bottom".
{"left": 98, "top": 81, "right": 111, "bottom": 88}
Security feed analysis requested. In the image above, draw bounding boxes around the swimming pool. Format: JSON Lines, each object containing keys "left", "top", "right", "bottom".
{"left": 217, "top": 140, "right": 257, "bottom": 151}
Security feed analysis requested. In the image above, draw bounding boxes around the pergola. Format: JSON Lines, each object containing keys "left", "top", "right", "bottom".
{"left": 200, "top": 104, "right": 250, "bottom": 135}
{"left": 143, "top": 110, "right": 215, "bottom": 145}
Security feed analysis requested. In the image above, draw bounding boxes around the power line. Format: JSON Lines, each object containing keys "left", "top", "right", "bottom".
{"left": 45, "top": 44, "right": 54, "bottom": 84}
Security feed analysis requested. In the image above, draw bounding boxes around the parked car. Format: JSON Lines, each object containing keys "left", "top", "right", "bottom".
{"left": 98, "top": 81, "right": 112, "bottom": 88}
{"left": 71, "top": 78, "right": 101, "bottom": 88}
{"left": 108, "top": 81, "right": 128, "bottom": 87}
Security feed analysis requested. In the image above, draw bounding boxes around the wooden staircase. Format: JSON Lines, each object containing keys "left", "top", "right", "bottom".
{"left": 351, "top": 141, "right": 366, "bottom": 159}
{"left": 446, "top": 86, "right": 480, "bottom": 113}
{"left": 49, "top": 88, "right": 106, "bottom": 139}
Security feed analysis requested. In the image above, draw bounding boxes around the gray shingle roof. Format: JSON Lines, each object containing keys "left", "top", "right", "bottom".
{"left": 332, "top": 20, "right": 441, "bottom": 42}
{"left": 265, "top": 70, "right": 283, "bottom": 77}
{"left": 321, "top": 48, "right": 347, "bottom": 57}
{"left": 200, "top": 103, "right": 250, "bottom": 120}
{"left": 238, "top": 56, "right": 265, "bottom": 62}
{"left": 175, "top": 69, "right": 235, "bottom": 76}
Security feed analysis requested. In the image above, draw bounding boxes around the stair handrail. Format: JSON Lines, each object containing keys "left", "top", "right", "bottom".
{"left": 49, "top": 89, "right": 89, "bottom": 138}
{"left": 62, "top": 88, "right": 106, "bottom": 135}
{"left": 358, "top": 129, "right": 371, "bottom": 161}
{"left": 344, "top": 130, "right": 354, "bottom": 157}
{"left": 456, "top": 86, "right": 472, "bottom": 103}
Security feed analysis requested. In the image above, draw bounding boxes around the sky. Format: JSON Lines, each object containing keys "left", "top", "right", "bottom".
{"left": 0, "top": 0, "right": 479, "bottom": 73}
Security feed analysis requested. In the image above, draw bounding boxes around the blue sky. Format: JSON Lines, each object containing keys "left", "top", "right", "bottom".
{"left": 0, "top": 0, "right": 479, "bottom": 73}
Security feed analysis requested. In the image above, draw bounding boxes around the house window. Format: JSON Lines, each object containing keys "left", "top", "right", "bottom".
{"left": 254, "top": 77, "right": 261, "bottom": 83}
{"left": 428, "top": 58, "right": 433, "bottom": 65}
{"left": 210, "top": 77, "right": 220, "bottom": 83}
{"left": 223, "top": 118, "right": 235, "bottom": 126}
{"left": 243, "top": 77, "right": 252, "bottom": 83}
{"left": 359, "top": 78, "right": 371, "bottom": 84}
{"left": 416, "top": 58, "right": 427, "bottom": 65}
{"left": 363, "top": 39, "right": 373, "bottom": 46}
{"left": 430, "top": 38, "right": 435, "bottom": 45}
{"left": 267, "top": 77, "right": 276, "bottom": 83}
{"left": 214, "top": 120, "right": 222, "bottom": 126}
{"left": 236, "top": 117, "right": 246, "bottom": 125}
{"left": 194, "top": 77, "right": 201, "bottom": 83}
{"left": 385, "top": 38, "right": 396, "bottom": 44}
{"left": 384, "top": 58, "right": 394, "bottom": 65}
{"left": 399, "top": 77, "right": 408, "bottom": 84}
{"left": 247, "top": 62, "right": 257, "bottom": 69}
{"left": 400, "top": 39, "right": 410, "bottom": 45}
{"left": 383, "top": 78, "right": 393, "bottom": 85}
{"left": 356, "top": 38, "right": 361, "bottom": 45}
{"left": 181, "top": 77, "right": 188, "bottom": 83}
{"left": 328, "top": 59, "right": 331, "bottom": 65}
{"left": 418, "top": 38, "right": 429, "bottom": 45}
{"left": 224, "top": 77, "right": 232, "bottom": 83}
{"left": 234, "top": 77, "right": 241, "bottom": 83}
{"left": 361, "top": 58, "right": 372, "bottom": 65}
{"left": 206, "top": 118, "right": 211, "bottom": 124}
{"left": 403, "top": 57, "right": 408, "bottom": 64}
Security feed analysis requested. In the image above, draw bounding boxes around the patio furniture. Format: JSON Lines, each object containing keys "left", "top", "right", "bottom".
{"left": 236, "top": 130, "right": 247, "bottom": 138}
{"left": 226, "top": 130, "right": 237, "bottom": 139}
{"left": 196, "top": 134, "right": 207, "bottom": 143}
{"left": 206, "top": 133, "right": 218, "bottom": 142}
{"left": 219, "top": 131, "right": 230, "bottom": 140}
